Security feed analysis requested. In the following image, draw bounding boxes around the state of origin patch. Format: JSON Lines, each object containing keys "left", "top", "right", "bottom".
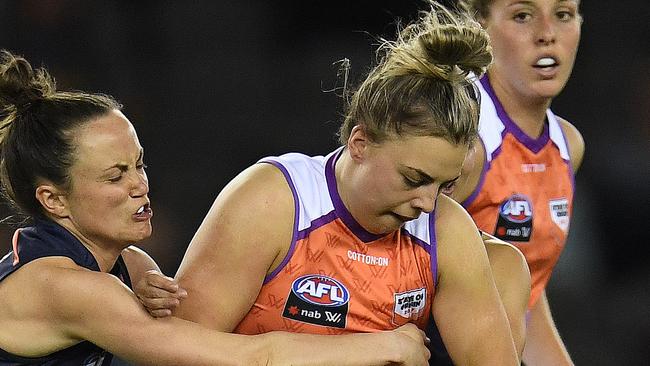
{"left": 494, "top": 194, "right": 533, "bottom": 242}
{"left": 282, "top": 274, "right": 350, "bottom": 328}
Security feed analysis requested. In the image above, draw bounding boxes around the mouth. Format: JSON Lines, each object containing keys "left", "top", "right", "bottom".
{"left": 134, "top": 203, "right": 153, "bottom": 220}
{"left": 533, "top": 57, "right": 559, "bottom": 70}
{"left": 391, "top": 212, "right": 418, "bottom": 223}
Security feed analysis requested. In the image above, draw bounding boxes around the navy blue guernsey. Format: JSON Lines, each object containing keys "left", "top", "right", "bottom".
{"left": 0, "top": 219, "right": 133, "bottom": 366}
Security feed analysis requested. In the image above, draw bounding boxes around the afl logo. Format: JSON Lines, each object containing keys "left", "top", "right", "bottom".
{"left": 499, "top": 194, "right": 533, "bottom": 223}
{"left": 291, "top": 274, "right": 350, "bottom": 307}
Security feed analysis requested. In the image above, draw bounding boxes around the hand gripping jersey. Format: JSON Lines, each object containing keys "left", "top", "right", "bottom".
{"left": 234, "top": 148, "right": 438, "bottom": 335}
{"left": 464, "top": 76, "right": 575, "bottom": 308}
{"left": 0, "top": 219, "right": 132, "bottom": 366}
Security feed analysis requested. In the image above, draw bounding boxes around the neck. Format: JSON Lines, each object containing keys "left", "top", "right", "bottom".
{"left": 488, "top": 74, "right": 552, "bottom": 138}
{"left": 52, "top": 217, "right": 123, "bottom": 272}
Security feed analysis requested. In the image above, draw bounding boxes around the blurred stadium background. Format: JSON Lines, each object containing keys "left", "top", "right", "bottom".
{"left": 1, "top": 1, "right": 648, "bottom": 364}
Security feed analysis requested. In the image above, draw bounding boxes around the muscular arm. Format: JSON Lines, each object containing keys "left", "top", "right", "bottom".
{"left": 0, "top": 257, "right": 430, "bottom": 366}
{"left": 483, "top": 233, "right": 530, "bottom": 357}
{"left": 522, "top": 291, "right": 574, "bottom": 366}
{"left": 432, "top": 196, "right": 519, "bottom": 365}
{"left": 0, "top": 257, "right": 270, "bottom": 365}
{"left": 174, "top": 163, "right": 293, "bottom": 331}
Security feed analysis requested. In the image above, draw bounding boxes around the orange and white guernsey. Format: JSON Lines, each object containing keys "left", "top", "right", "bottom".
{"left": 463, "top": 76, "right": 575, "bottom": 308}
{"left": 234, "top": 148, "right": 437, "bottom": 335}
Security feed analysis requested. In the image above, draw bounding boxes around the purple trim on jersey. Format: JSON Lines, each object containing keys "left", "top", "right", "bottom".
{"left": 480, "top": 76, "right": 550, "bottom": 154}
{"left": 461, "top": 138, "right": 489, "bottom": 208}
{"left": 428, "top": 209, "right": 438, "bottom": 286}
{"left": 325, "top": 149, "right": 385, "bottom": 243}
{"left": 401, "top": 227, "right": 431, "bottom": 251}
{"left": 259, "top": 160, "right": 301, "bottom": 284}
{"left": 296, "top": 211, "right": 338, "bottom": 241}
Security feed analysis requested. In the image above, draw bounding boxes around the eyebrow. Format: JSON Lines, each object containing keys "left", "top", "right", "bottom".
{"left": 507, "top": 0, "right": 577, "bottom": 6}
{"left": 402, "top": 166, "right": 434, "bottom": 184}
{"left": 402, "top": 165, "right": 461, "bottom": 186}
{"left": 102, "top": 149, "right": 144, "bottom": 172}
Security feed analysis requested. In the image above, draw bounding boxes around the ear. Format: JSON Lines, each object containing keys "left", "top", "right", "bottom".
{"left": 347, "top": 125, "right": 371, "bottom": 163}
{"left": 35, "top": 184, "right": 70, "bottom": 218}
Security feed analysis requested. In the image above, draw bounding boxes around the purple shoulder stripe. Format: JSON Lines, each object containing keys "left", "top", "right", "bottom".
{"left": 258, "top": 160, "right": 301, "bottom": 284}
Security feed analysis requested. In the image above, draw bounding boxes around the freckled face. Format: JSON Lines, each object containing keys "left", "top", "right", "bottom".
{"left": 347, "top": 135, "right": 468, "bottom": 234}
{"left": 483, "top": 0, "right": 582, "bottom": 100}
{"left": 63, "top": 110, "right": 152, "bottom": 248}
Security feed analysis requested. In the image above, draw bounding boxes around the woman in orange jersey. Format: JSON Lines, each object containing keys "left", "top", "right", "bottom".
{"left": 444, "top": 0, "right": 585, "bottom": 365}
{"left": 166, "top": 2, "right": 523, "bottom": 365}
{"left": 0, "top": 50, "right": 430, "bottom": 366}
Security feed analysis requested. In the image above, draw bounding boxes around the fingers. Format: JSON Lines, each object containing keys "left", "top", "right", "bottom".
{"left": 393, "top": 323, "right": 431, "bottom": 365}
{"left": 134, "top": 270, "right": 188, "bottom": 317}
{"left": 139, "top": 270, "right": 188, "bottom": 298}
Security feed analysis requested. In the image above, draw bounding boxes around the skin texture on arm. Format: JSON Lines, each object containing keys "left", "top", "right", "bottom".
{"left": 450, "top": 141, "right": 531, "bottom": 358}
{"left": 0, "top": 257, "right": 270, "bottom": 365}
{"left": 432, "top": 195, "right": 519, "bottom": 365}
{"left": 0, "top": 256, "right": 430, "bottom": 366}
{"left": 482, "top": 232, "right": 530, "bottom": 357}
{"left": 174, "top": 163, "right": 293, "bottom": 331}
{"left": 522, "top": 291, "right": 573, "bottom": 366}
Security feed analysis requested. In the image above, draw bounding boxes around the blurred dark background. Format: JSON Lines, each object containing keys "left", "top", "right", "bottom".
{"left": 1, "top": 1, "right": 648, "bottom": 364}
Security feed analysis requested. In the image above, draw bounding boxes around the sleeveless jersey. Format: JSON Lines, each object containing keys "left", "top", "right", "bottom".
{"left": 0, "top": 219, "right": 132, "bottom": 366}
{"left": 234, "top": 148, "right": 438, "bottom": 335}
{"left": 463, "top": 76, "right": 575, "bottom": 308}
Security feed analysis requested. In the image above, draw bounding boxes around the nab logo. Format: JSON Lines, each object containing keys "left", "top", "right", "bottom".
{"left": 292, "top": 275, "right": 350, "bottom": 307}
{"left": 284, "top": 274, "right": 350, "bottom": 328}
{"left": 499, "top": 194, "right": 533, "bottom": 223}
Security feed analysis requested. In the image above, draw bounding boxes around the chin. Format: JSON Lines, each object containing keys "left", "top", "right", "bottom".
{"left": 370, "top": 218, "right": 403, "bottom": 235}
{"left": 131, "top": 226, "right": 153, "bottom": 242}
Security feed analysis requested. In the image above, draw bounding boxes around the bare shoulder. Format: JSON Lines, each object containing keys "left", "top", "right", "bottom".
{"left": 435, "top": 195, "right": 485, "bottom": 267}
{"left": 483, "top": 233, "right": 529, "bottom": 277}
{"left": 177, "top": 161, "right": 295, "bottom": 277}
{"left": 435, "top": 194, "right": 479, "bottom": 238}
{"left": 556, "top": 116, "right": 585, "bottom": 171}
{"left": 450, "top": 139, "right": 486, "bottom": 203}
{"left": 174, "top": 162, "right": 296, "bottom": 329}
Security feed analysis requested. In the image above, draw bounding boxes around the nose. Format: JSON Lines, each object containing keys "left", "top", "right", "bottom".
{"left": 129, "top": 171, "right": 149, "bottom": 197}
{"left": 410, "top": 185, "right": 437, "bottom": 214}
{"left": 536, "top": 16, "right": 556, "bottom": 46}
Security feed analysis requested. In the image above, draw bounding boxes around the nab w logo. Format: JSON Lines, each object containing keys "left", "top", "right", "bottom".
{"left": 283, "top": 274, "right": 350, "bottom": 328}
{"left": 499, "top": 194, "right": 533, "bottom": 223}
{"left": 325, "top": 311, "right": 342, "bottom": 323}
{"left": 292, "top": 275, "right": 350, "bottom": 307}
